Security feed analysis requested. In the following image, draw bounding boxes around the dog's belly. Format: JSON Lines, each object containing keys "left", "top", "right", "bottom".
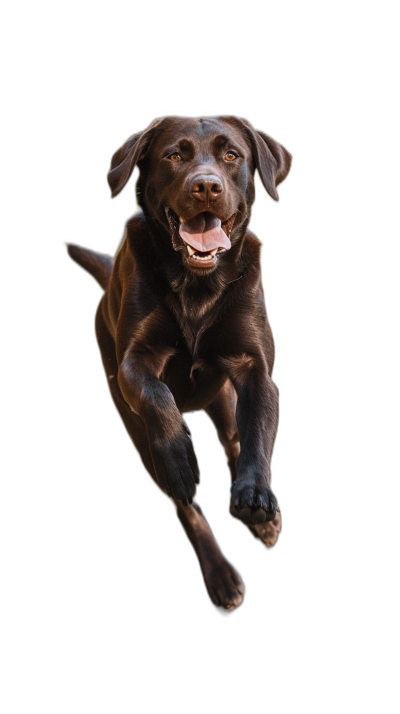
{"left": 161, "top": 354, "right": 226, "bottom": 412}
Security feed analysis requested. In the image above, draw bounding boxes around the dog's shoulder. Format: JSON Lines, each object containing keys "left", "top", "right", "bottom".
{"left": 243, "top": 229, "right": 263, "bottom": 270}
{"left": 125, "top": 211, "right": 148, "bottom": 236}
{"left": 243, "top": 229, "right": 262, "bottom": 253}
{"left": 112, "top": 212, "right": 153, "bottom": 279}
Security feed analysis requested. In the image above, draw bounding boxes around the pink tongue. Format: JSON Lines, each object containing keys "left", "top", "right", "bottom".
{"left": 179, "top": 212, "right": 231, "bottom": 253}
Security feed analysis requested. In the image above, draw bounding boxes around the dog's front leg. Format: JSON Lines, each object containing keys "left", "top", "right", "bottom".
{"left": 224, "top": 353, "right": 279, "bottom": 525}
{"left": 118, "top": 350, "right": 199, "bottom": 504}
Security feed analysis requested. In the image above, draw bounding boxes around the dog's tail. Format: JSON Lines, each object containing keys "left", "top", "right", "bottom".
{"left": 67, "top": 244, "right": 113, "bottom": 290}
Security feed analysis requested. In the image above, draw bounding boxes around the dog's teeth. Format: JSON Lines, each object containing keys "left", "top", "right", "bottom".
{"left": 185, "top": 243, "right": 221, "bottom": 260}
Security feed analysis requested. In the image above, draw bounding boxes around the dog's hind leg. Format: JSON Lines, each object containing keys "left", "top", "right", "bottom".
{"left": 95, "top": 304, "right": 244, "bottom": 609}
{"left": 206, "top": 381, "right": 281, "bottom": 547}
{"left": 176, "top": 502, "right": 244, "bottom": 609}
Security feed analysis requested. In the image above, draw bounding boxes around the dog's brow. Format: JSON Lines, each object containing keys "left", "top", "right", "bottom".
{"left": 212, "top": 134, "right": 231, "bottom": 147}
{"left": 162, "top": 139, "right": 194, "bottom": 155}
{"left": 179, "top": 139, "right": 193, "bottom": 151}
{"left": 211, "top": 133, "right": 245, "bottom": 155}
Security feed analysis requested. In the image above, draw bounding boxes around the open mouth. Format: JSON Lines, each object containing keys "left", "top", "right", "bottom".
{"left": 184, "top": 246, "right": 224, "bottom": 267}
{"left": 166, "top": 208, "right": 237, "bottom": 269}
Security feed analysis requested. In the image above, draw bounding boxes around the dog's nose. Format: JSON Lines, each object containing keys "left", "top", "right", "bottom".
{"left": 190, "top": 174, "right": 223, "bottom": 201}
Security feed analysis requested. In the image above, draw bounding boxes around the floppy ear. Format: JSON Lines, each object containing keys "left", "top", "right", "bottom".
{"left": 107, "top": 119, "right": 164, "bottom": 197}
{"left": 244, "top": 125, "right": 292, "bottom": 201}
{"left": 221, "top": 117, "right": 291, "bottom": 201}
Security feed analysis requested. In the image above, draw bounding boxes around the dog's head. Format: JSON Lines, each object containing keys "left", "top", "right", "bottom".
{"left": 108, "top": 116, "right": 291, "bottom": 274}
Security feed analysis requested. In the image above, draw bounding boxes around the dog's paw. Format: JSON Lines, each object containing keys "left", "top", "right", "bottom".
{"left": 203, "top": 558, "right": 246, "bottom": 614}
{"left": 230, "top": 480, "right": 277, "bottom": 525}
{"left": 151, "top": 427, "right": 199, "bottom": 504}
{"left": 249, "top": 507, "right": 282, "bottom": 547}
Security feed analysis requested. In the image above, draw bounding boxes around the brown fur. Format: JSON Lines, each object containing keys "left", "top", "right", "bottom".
{"left": 68, "top": 116, "right": 291, "bottom": 609}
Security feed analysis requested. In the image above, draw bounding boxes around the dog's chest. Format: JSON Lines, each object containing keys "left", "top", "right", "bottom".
{"left": 159, "top": 292, "right": 232, "bottom": 409}
{"left": 165, "top": 286, "right": 226, "bottom": 355}
{"left": 161, "top": 350, "right": 225, "bottom": 412}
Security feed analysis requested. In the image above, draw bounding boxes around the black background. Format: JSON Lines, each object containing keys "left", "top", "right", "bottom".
{"left": 44, "top": 70, "right": 341, "bottom": 646}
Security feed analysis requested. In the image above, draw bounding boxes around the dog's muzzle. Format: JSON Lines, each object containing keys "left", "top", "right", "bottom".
{"left": 166, "top": 208, "right": 237, "bottom": 269}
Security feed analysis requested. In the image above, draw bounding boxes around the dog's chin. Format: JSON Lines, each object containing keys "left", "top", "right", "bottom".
{"left": 182, "top": 245, "right": 226, "bottom": 275}
{"left": 165, "top": 207, "right": 237, "bottom": 275}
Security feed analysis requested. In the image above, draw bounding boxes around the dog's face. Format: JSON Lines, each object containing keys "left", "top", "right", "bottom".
{"left": 143, "top": 118, "right": 254, "bottom": 273}
{"left": 108, "top": 117, "right": 291, "bottom": 274}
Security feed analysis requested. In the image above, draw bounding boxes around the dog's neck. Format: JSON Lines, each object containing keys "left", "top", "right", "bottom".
{"left": 143, "top": 210, "right": 248, "bottom": 323}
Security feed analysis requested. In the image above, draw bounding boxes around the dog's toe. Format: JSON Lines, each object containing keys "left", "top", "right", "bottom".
{"left": 230, "top": 480, "right": 277, "bottom": 524}
{"left": 249, "top": 507, "right": 282, "bottom": 547}
{"left": 206, "top": 561, "right": 245, "bottom": 611}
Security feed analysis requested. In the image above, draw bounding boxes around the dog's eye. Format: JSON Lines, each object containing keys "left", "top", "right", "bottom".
{"left": 225, "top": 151, "right": 238, "bottom": 161}
{"left": 169, "top": 153, "right": 182, "bottom": 162}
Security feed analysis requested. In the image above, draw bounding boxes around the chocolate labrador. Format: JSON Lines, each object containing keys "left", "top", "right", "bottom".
{"left": 68, "top": 116, "right": 291, "bottom": 609}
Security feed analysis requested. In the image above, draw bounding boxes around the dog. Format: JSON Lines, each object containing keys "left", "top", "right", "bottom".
{"left": 68, "top": 116, "right": 291, "bottom": 610}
